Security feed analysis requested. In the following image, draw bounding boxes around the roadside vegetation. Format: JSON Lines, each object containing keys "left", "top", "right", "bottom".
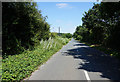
{"left": 2, "top": 2, "right": 72, "bottom": 81}
{"left": 0, "top": 56, "right": 1, "bottom": 81}
{"left": 59, "top": 33, "right": 72, "bottom": 39}
{"left": 2, "top": 36, "right": 70, "bottom": 81}
{"left": 73, "top": 2, "right": 120, "bottom": 59}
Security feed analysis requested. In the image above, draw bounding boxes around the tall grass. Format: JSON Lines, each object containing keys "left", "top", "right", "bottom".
{"left": 2, "top": 37, "right": 70, "bottom": 81}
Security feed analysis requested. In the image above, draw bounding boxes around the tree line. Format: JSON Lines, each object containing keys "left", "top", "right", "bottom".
{"left": 73, "top": 2, "right": 120, "bottom": 50}
{"left": 2, "top": 2, "right": 51, "bottom": 56}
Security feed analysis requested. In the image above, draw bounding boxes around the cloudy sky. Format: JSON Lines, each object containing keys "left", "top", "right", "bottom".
{"left": 37, "top": 2, "right": 99, "bottom": 34}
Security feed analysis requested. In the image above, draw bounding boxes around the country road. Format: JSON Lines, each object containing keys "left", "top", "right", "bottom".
{"left": 27, "top": 38, "right": 120, "bottom": 80}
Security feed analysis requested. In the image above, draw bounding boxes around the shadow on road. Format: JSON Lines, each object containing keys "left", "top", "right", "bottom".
{"left": 62, "top": 43, "right": 120, "bottom": 80}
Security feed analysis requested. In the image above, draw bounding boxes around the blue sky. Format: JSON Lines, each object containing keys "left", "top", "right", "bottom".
{"left": 37, "top": 2, "right": 99, "bottom": 34}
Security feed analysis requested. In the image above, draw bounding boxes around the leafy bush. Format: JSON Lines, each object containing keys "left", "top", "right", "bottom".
{"left": 2, "top": 37, "right": 70, "bottom": 81}
{"left": 59, "top": 33, "right": 72, "bottom": 39}
{"left": 73, "top": 26, "right": 88, "bottom": 41}
{"left": 76, "top": 35, "right": 83, "bottom": 41}
{"left": 50, "top": 32, "right": 58, "bottom": 38}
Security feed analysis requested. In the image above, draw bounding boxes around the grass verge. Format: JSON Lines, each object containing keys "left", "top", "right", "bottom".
{"left": 81, "top": 41, "right": 120, "bottom": 59}
{"left": 0, "top": 55, "right": 2, "bottom": 81}
{"left": 2, "top": 37, "right": 70, "bottom": 81}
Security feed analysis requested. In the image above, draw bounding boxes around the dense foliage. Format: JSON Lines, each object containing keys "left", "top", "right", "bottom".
{"left": 50, "top": 32, "right": 72, "bottom": 39}
{"left": 73, "top": 2, "right": 120, "bottom": 50}
{"left": 3, "top": 2, "right": 50, "bottom": 56}
{"left": 59, "top": 33, "right": 72, "bottom": 39}
{"left": 2, "top": 36, "right": 70, "bottom": 81}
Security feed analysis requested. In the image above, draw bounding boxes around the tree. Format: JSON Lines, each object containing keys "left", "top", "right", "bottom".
{"left": 74, "top": 2, "right": 120, "bottom": 50}
{"left": 2, "top": 2, "right": 50, "bottom": 56}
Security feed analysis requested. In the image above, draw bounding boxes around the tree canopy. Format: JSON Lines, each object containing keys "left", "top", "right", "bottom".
{"left": 3, "top": 2, "right": 50, "bottom": 56}
{"left": 73, "top": 2, "right": 120, "bottom": 50}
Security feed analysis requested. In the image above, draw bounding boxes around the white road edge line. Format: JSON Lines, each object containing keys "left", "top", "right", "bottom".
{"left": 84, "top": 70, "right": 91, "bottom": 81}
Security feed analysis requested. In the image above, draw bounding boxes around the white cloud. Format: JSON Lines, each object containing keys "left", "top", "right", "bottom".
{"left": 56, "top": 3, "right": 68, "bottom": 8}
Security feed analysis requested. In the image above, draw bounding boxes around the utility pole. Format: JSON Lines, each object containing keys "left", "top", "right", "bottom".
{"left": 59, "top": 27, "right": 60, "bottom": 36}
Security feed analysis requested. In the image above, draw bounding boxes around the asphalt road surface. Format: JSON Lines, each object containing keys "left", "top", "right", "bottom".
{"left": 27, "top": 38, "right": 120, "bottom": 80}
